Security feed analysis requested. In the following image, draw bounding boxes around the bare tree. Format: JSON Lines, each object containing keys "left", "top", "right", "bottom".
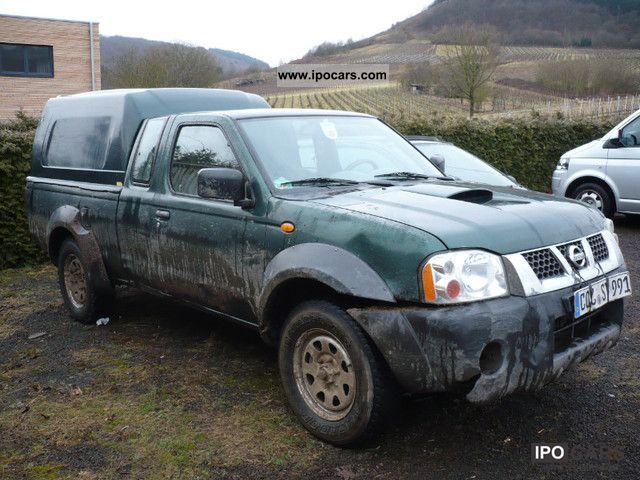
{"left": 443, "top": 26, "right": 499, "bottom": 117}
{"left": 104, "top": 43, "right": 221, "bottom": 89}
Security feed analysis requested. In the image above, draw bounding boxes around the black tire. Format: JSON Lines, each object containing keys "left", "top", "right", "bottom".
{"left": 278, "top": 300, "right": 393, "bottom": 446}
{"left": 571, "top": 182, "right": 614, "bottom": 218}
{"left": 57, "top": 238, "right": 113, "bottom": 324}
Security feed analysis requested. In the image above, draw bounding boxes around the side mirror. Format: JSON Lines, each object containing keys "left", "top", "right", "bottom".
{"left": 430, "top": 154, "right": 446, "bottom": 172}
{"left": 507, "top": 175, "right": 518, "bottom": 184}
{"left": 197, "top": 168, "right": 254, "bottom": 208}
{"left": 603, "top": 137, "right": 623, "bottom": 149}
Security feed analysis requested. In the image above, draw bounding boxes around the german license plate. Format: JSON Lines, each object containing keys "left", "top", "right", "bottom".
{"left": 574, "top": 272, "right": 632, "bottom": 319}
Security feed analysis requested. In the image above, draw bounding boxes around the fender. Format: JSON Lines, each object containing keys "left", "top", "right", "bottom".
{"left": 258, "top": 243, "right": 396, "bottom": 319}
{"left": 47, "top": 205, "right": 112, "bottom": 293}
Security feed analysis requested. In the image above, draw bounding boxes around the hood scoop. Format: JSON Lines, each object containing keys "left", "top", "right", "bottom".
{"left": 448, "top": 189, "right": 494, "bottom": 204}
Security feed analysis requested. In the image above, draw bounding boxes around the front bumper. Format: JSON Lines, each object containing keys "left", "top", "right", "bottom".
{"left": 348, "top": 266, "right": 626, "bottom": 403}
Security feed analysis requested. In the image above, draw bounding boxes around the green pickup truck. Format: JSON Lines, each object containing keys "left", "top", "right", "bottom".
{"left": 27, "top": 88, "right": 631, "bottom": 446}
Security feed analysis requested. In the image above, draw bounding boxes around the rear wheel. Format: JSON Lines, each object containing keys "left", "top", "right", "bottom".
{"left": 571, "top": 182, "right": 614, "bottom": 218}
{"left": 57, "top": 239, "right": 113, "bottom": 324}
{"left": 278, "top": 300, "right": 393, "bottom": 446}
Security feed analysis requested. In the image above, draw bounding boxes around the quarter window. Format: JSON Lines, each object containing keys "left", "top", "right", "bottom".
{"left": 170, "top": 125, "right": 239, "bottom": 195}
{"left": 45, "top": 117, "right": 111, "bottom": 169}
{"left": 130, "top": 118, "right": 166, "bottom": 184}
{"left": 0, "top": 43, "right": 53, "bottom": 77}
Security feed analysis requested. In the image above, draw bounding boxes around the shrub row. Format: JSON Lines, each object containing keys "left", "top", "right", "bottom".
{"left": 0, "top": 113, "right": 44, "bottom": 269}
{"left": 396, "top": 116, "right": 614, "bottom": 192}
{"left": 0, "top": 112, "right": 616, "bottom": 269}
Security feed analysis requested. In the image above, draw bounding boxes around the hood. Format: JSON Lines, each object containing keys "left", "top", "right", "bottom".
{"left": 312, "top": 182, "right": 605, "bottom": 254}
{"left": 561, "top": 139, "right": 603, "bottom": 159}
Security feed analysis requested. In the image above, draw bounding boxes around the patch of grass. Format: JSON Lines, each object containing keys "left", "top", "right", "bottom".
{"left": 0, "top": 264, "right": 55, "bottom": 287}
{"left": 25, "top": 462, "right": 66, "bottom": 480}
{"left": 575, "top": 363, "right": 607, "bottom": 382}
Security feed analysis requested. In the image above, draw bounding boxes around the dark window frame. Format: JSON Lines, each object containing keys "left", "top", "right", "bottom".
{"left": 129, "top": 118, "right": 167, "bottom": 186}
{"left": 168, "top": 122, "right": 243, "bottom": 199}
{"left": 0, "top": 42, "right": 54, "bottom": 78}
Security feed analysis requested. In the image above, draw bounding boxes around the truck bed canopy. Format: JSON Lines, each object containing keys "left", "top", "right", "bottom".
{"left": 31, "top": 88, "right": 270, "bottom": 183}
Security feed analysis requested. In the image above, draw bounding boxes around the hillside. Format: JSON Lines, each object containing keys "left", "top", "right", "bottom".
{"left": 100, "top": 35, "right": 269, "bottom": 79}
{"left": 368, "top": 0, "right": 640, "bottom": 49}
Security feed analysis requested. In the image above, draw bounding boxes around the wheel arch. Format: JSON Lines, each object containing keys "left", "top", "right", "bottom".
{"left": 565, "top": 175, "right": 618, "bottom": 212}
{"left": 46, "top": 205, "right": 112, "bottom": 292}
{"left": 257, "top": 243, "right": 396, "bottom": 345}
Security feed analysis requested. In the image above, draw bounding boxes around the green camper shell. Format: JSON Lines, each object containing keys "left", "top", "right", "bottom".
{"left": 30, "top": 88, "right": 270, "bottom": 184}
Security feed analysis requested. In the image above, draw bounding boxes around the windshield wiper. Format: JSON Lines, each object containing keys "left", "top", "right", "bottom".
{"left": 374, "top": 171, "right": 454, "bottom": 181}
{"left": 280, "top": 177, "right": 360, "bottom": 187}
{"left": 374, "top": 171, "right": 434, "bottom": 180}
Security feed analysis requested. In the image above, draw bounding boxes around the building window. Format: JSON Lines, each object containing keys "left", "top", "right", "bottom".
{"left": 0, "top": 43, "right": 53, "bottom": 77}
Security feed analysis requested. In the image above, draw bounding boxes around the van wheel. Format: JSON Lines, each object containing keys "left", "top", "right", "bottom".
{"left": 572, "top": 183, "right": 614, "bottom": 218}
{"left": 57, "top": 239, "right": 112, "bottom": 324}
{"left": 278, "top": 300, "right": 393, "bottom": 446}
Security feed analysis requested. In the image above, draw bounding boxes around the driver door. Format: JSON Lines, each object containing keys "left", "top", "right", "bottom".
{"left": 607, "top": 115, "right": 640, "bottom": 212}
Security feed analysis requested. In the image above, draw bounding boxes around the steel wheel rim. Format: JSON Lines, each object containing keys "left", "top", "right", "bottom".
{"left": 293, "top": 328, "right": 356, "bottom": 421}
{"left": 577, "top": 190, "right": 603, "bottom": 211}
{"left": 63, "top": 254, "right": 87, "bottom": 309}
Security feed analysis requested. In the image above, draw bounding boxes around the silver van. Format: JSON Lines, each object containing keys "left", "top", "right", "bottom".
{"left": 552, "top": 109, "right": 640, "bottom": 218}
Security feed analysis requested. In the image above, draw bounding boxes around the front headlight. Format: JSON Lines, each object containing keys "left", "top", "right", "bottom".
{"left": 421, "top": 250, "right": 509, "bottom": 304}
{"left": 556, "top": 157, "right": 570, "bottom": 170}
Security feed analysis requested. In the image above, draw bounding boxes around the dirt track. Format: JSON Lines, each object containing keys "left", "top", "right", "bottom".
{"left": 1, "top": 217, "right": 639, "bottom": 479}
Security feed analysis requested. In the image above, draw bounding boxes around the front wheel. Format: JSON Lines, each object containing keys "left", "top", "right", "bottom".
{"left": 571, "top": 182, "right": 614, "bottom": 218}
{"left": 278, "top": 300, "right": 393, "bottom": 446}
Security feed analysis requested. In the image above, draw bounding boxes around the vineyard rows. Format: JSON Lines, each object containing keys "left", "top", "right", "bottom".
{"left": 265, "top": 86, "right": 467, "bottom": 121}
{"left": 300, "top": 42, "right": 640, "bottom": 66}
{"left": 265, "top": 85, "right": 640, "bottom": 122}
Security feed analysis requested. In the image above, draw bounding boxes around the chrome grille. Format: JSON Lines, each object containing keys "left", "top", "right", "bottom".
{"left": 522, "top": 249, "right": 564, "bottom": 280}
{"left": 587, "top": 234, "right": 609, "bottom": 262}
{"left": 556, "top": 240, "right": 587, "bottom": 269}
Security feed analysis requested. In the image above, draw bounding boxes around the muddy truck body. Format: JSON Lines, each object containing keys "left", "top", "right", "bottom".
{"left": 26, "top": 89, "right": 631, "bottom": 445}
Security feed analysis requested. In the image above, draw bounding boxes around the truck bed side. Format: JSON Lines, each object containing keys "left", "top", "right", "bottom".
{"left": 26, "top": 177, "right": 124, "bottom": 280}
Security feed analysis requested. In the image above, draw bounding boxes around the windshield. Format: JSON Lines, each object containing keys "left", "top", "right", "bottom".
{"left": 238, "top": 115, "right": 445, "bottom": 188}
{"left": 414, "top": 143, "right": 516, "bottom": 187}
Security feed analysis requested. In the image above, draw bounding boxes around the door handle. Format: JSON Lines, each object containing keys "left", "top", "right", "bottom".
{"left": 155, "top": 209, "right": 171, "bottom": 220}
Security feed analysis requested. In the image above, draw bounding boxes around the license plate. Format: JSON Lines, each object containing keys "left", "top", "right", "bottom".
{"left": 574, "top": 272, "right": 632, "bottom": 319}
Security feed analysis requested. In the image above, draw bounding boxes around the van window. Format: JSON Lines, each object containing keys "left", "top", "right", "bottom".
{"left": 170, "top": 125, "right": 239, "bottom": 195}
{"left": 45, "top": 117, "right": 111, "bottom": 169}
{"left": 130, "top": 118, "right": 166, "bottom": 184}
{"left": 620, "top": 116, "right": 640, "bottom": 148}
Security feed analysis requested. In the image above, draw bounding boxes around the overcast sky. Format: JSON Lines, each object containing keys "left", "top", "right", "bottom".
{"left": 1, "top": 0, "right": 432, "bottom": 66}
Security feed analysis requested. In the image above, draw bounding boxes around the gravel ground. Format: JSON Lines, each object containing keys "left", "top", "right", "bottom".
{"left": 0, "top": 216, "right": 638, "bottom": 479}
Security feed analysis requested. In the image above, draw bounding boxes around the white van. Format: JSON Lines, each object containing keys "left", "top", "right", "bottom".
{"left": 552, "top": 109, "right": 640, "bottom": 217}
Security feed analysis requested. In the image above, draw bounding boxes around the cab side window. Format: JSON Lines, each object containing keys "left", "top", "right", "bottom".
{"left": 620, "top": 116, "right": 640, "bottom": 148}
{"left": 130, "top": 117, "right": 166, "bottom": 185}
{"left": 170, "top": 125, "right": 239, "bottom": 195}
